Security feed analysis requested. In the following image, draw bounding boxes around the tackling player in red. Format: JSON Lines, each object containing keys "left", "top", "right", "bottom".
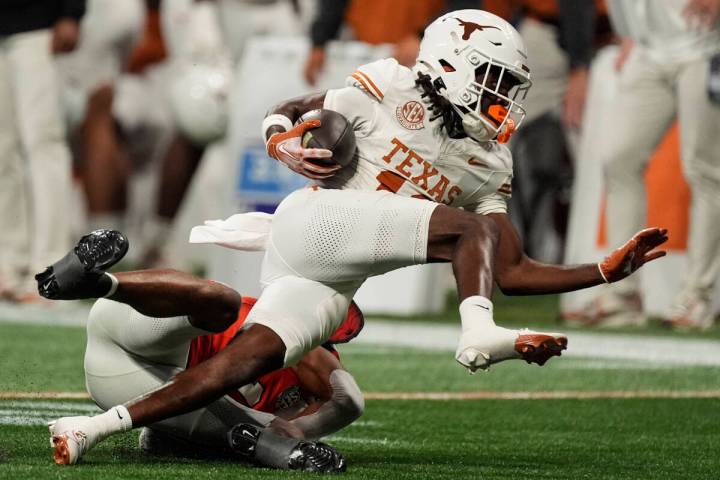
{"left": 43, "top": 233, "right": 362, "bottom": 472}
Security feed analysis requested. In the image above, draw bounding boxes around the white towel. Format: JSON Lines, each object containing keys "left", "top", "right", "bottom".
{"left": 188, "top": 212, "right": 273, "bottom": 251}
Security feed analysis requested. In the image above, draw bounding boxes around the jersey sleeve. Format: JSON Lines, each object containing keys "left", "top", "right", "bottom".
{"left": 324, "top": 86, "right": 377, "bottom": 138}
{"left": 346, "top": 57, "right": 399, "bottom": 103}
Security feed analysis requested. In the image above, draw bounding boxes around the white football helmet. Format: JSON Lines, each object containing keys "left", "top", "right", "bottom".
{"left": 169, "top": 62, "right": 231, "bottom": 145}
{"left": 415, "top": 10, "right": 531, "bottom": 143}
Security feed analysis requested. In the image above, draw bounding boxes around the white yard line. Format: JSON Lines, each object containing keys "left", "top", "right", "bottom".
{"left": 0, "top": 392, "right": 91, "bottom": 400}
{"left": 2, "top": 390, "right": 720, "bottom": 403}
{"left": 2, "top": 390, "right": 718, "bottom": 425}
{"left": 362, "top": 390, "right": 720, "bottom": 400}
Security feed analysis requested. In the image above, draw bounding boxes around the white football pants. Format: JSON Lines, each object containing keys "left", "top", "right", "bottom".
{"left": 0, "top": 29, "right": 73, "bottom": 289}
{"left": 599, "top": 45, "right": 720, "bottom": 299}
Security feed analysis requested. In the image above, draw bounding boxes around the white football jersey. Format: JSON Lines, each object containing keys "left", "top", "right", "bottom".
{"left": 322, "top": 58, "right": 513, "bottom": 215}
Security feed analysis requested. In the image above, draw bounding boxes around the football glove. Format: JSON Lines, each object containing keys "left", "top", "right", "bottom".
{"left": 266, "top": 120, "right": 340, "bottom": 180}
{"left": 598, "top": 228, "right": 668, "bottom": 283}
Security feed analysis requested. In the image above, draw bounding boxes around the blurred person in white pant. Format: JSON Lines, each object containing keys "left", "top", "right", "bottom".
{"left": 0, "top": 0, "right": 84, "bottom": 302}
{"left": 589, "top": 0, "right": 720, "bottom": 329}
{"left": 145, "top": 0, "right": 309, "bottom": 270}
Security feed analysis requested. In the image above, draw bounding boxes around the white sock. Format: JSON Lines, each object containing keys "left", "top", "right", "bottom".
{"left": 457, "top": 296, "right": 519, "bottom": 365}
{"left": 88, "top": 405, "right": 133, "bottom": 442}
{"left": 458, "top": 295, "right": 496, "bottom": 331}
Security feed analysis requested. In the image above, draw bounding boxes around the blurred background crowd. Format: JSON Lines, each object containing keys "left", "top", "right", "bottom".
{"left": 0, "top": 0, "right": 718, "bottom": 331}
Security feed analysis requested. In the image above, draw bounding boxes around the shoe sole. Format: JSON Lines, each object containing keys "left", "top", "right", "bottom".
{"left": 515, "top": 334, "right": 568, "bottom": 366}
{"left": 89, "top": 231, "right": 129, "bottom": 272}
{"left": 51, "top": 434, "right": 72, "bottom": 465}
{"left": 35, "top": 230, "right": 129, "bottom": 300}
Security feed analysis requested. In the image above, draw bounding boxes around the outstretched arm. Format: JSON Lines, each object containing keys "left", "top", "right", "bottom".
{"left": 289, "top": 347, "right": 364, "bottom": 440}
{"left": 489, "top": 213, "right": 668, "bottom": 295}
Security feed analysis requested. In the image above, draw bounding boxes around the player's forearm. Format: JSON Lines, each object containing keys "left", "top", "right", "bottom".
{"left": 497, "top": 257, "right": 605, "bottom": 296}
{"left": 289, "top": 370, "right": 364, "bottom": 440}
{"left": 264, "top": 92, "right": 327, "bottom": 140}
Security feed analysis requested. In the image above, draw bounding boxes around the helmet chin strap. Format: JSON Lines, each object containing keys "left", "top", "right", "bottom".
{"left": 461, "top": 117, "right": 495, "bottom": 142}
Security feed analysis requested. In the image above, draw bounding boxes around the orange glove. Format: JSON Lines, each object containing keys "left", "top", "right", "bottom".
{"left": 266, "top": 120, "right": 340, "bottom": 180}
{"left": 598, "top": 228, "right": 669, "bottom": 283}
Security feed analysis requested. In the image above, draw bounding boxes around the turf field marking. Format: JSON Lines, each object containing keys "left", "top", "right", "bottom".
{"left": 0, "top": 392, "right": 91, "bottom": 400}
{"left": 0, "top": 401, "right": 102, "bottom": 426}
{"left": 3, "top": 390, "right": 720, "bottom": 403}
{"left": 348, "top": 420, "right": 382, "bottom": 427}
{"left": 3, "top": 391, "right": 719, "bottom": 426}
{"left": 0, "top": 400, "right": 100, "bottom": 411}
{"left": 362, "top": 390, "right": 720, "bottom": 400}
{"left": 328, "top": 435, "right": 407, "bottom": 447}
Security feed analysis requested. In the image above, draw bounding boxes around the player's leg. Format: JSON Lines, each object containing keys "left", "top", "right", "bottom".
{"left": 593, "top": 47, "right": 676, "bottom": 325}
{"left": 51, "top": 324, "right": 286, "bottom": 460}
{"left": 108, "top": 269, "right": 241, "bottom": 332}
{"left": 425, "top": 205, "right": 499, "bottom": 301}
{"left": 670, "top": 56, "right": 720, "bottom": 329}
{"left": 37, "top": 230, "right": 314, "bottom": 465}
{"left": 62, "top": 298, "right": 339, "bottom": 470}
{"left": 426, "top": 205, "right": 566, "bottom": 371}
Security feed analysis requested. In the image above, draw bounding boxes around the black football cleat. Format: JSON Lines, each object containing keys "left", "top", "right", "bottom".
{"left": 288, "top": 441, "right": 347, "bottom": 473}
{"left": 228, "top": 423, "right": 347, "bottom": 473}
{"left": 35, "top": 229, "right": 128, "bottom": 300}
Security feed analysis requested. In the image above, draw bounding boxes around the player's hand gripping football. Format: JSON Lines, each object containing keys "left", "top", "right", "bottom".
{"left": 266, "top": 120, "right": 341, "bottom": 180}
{"left": 598, "top": 228, "right": 669, "bottom": 283}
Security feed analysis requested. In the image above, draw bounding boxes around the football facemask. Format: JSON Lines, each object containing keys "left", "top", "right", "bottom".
{"left": 452, "top": 59, "right": 530, "bottom": 143}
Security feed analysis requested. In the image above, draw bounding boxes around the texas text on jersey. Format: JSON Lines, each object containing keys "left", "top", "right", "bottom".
{"left": 322, "top": 58, "right": 513, "bottom": 216}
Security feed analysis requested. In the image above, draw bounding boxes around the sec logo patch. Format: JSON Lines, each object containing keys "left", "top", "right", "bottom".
{"left": 396, "top": 101, "right": 425, "bottom": 130}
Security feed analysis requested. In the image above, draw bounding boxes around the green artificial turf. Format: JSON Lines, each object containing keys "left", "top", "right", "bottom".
{"left": 1, "top": 294, "right": 719, "bottom": 480}
{"left": 0, "top": 398, "right": 718, "bottom": 479}
{"left": 2, "top": 322, "right": 719, "bottom": 394}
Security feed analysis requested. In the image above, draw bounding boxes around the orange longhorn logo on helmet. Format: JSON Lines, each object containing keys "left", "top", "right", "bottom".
{"left": 453, "top": 18, "right": 500, "bottom": 40}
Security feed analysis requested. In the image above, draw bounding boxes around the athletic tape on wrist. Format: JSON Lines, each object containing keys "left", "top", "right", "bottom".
{"left": 261, "top": 114, "right": 293, "bottom": 143}
{"left": 597, "top": 263, "right": 610, "bottom": 283}
{"left": 103, "top": 273, "right": 119, "bottom": 298}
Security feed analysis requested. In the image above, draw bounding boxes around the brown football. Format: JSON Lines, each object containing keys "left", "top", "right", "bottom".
{"left": 298, "top": 109, "right": 357, "bottom": 168}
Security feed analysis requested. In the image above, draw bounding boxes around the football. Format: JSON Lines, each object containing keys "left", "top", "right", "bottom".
{"left": 297, "top": 109, "right": 357, "bottom": 168}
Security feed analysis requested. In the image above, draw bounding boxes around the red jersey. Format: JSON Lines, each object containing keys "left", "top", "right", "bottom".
{"left": 186, "top": 297, "right": 350, "bottom": 414}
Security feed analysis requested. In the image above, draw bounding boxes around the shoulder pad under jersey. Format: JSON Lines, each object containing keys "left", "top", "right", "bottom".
{"left": 346, "top": 58, "right": 400, "bottom": 103}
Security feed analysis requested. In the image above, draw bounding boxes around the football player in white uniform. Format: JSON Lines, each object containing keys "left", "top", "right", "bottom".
{"left": 41, "top": 10, "right": 668, "bottom": 467}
